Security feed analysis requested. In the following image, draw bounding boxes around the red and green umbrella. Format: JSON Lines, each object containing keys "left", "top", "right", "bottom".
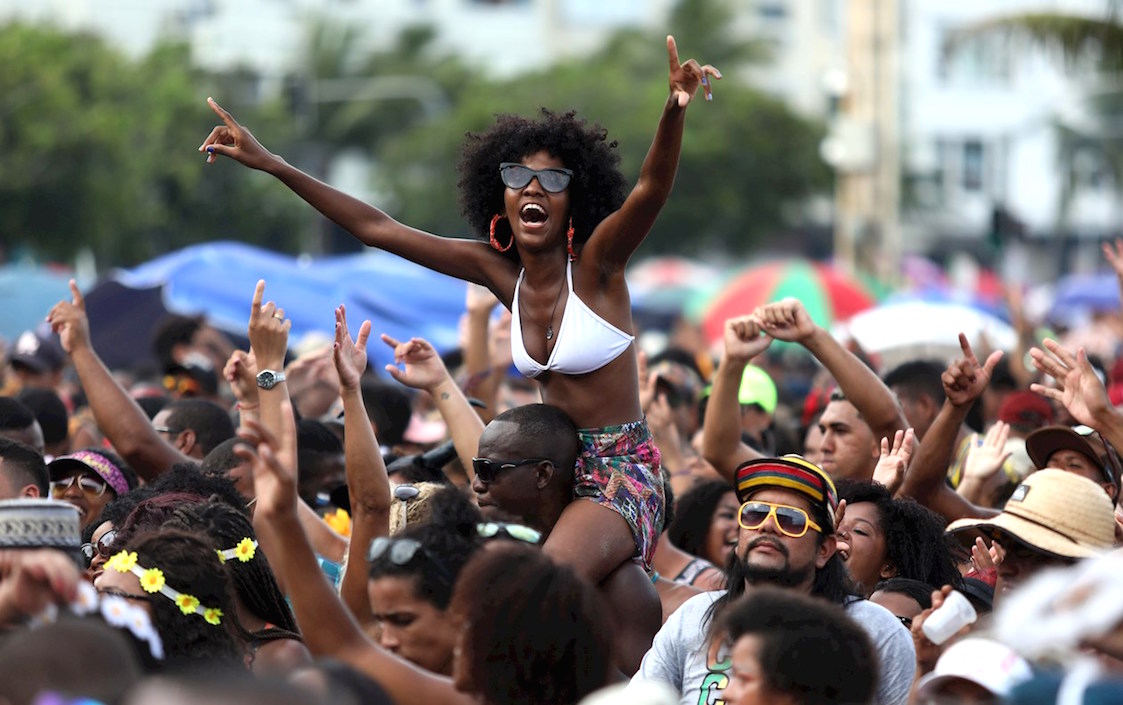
{"left": 695, "top": 260, "right": 878, "bottom": 344}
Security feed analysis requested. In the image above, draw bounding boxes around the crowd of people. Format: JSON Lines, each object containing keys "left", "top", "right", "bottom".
{"left": 1, "top": 33, "right": 1122, "bottom": 705}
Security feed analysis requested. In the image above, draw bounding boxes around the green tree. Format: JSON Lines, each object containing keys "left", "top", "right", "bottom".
{"left": 377, "top": 18, "right": 829, "bottom": 254}
{"left": 0, "top": 23, "right": 306, "bottom": 266}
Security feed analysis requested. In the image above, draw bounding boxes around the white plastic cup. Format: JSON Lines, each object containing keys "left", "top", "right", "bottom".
{"left": 922, "top": 589, "right": 978, "bottom": 645}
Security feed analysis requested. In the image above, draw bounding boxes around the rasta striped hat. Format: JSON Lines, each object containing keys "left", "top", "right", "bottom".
{"left": 734, "top": 455, "right": 839, "bottom": 531}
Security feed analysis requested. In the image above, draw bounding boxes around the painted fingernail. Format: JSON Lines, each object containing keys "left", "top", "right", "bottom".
{"left": 206, "top": 146, "right": 215, "bottom": 154}
{"left": 701, "top": 76, "right": 708, "bottom": 86}
{"left": 706, "top": 93, "right": 713, "bottom": 102}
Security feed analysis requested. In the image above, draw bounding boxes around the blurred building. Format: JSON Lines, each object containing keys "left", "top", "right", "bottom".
{"left": 897, "top": 0, "right": 1122, "bottom": 282}
{"left": 3, "top": 0, "right": 1117, "bottom": 279}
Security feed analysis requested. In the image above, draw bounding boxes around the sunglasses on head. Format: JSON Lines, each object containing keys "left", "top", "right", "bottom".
{"left": 50, "top": 473, "right": 109, "bottom": 498}
{"left": 738, "top": 501, "right": 823, "bottom": 538}
{"left": 499, "top": 163, "right": 573, "bottom": 193}
{"left": 477, "top": 521, "right": 542, "bottom": 544}
{"left": 80, "top": 528, "right": 118, "bottom": 567}
{"left": 367, "top": 536, "right": 453, "bottom": 586}
{"left": 471, "top": 457, "right": 548, "bottom": 484}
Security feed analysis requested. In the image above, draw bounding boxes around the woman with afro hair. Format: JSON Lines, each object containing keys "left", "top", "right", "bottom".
{"left": 200, "top": 37, "right": 720, "bottom": 590}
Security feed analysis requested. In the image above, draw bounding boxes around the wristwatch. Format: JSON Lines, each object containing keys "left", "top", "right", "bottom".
{"left": 256, "top": 369, "right": 287, "bottom": 390}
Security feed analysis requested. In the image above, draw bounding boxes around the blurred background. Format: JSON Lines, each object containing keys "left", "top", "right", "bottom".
{"left": 2, "top": 0, "right": 1122, "bottom": 364}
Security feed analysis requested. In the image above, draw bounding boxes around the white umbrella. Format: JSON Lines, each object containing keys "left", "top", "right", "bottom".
{"left": 836, "top": 300, "right": 1017, "bottom": 368}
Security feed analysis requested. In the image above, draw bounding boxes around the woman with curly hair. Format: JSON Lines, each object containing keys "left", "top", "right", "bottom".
{"left": 94, "top": 528, "right": 245, "bottom": 669}
{"left": 835, "top": 479, "right": 962, "bottom": 596}
{"left": 200, "top": 37, "right": 719, "bottom": 590}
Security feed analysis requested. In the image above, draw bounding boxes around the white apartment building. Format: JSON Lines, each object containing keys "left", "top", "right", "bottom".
{"left": 901, "top": 0, "right": 1120, "bottom": 276}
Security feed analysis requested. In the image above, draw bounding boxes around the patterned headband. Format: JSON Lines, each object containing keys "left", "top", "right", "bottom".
{"left": 62, "top": 451, "right": 130, "bottom": 497}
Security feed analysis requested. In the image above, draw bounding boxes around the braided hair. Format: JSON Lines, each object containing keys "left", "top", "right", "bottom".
{"left": 166, "top": 499, "right": 299, "bottom": 635}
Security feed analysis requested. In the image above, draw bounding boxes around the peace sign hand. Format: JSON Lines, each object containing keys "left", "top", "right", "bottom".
{"left": 198, "top": 97, "right": 278, "bottom": 171}
{"left": 667, "top": 35, "right": 722, "bottom": 107}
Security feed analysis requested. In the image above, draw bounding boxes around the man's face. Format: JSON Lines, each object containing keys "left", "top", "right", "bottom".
{"left": 1046, "top": 449, "right": 1113, "bottom": 497}
{"left": 735, "top": 488, "right": 835, "bottom": 592}
{"left": 817, "top": 401, "right": 878, "bottom": 480}
{"left": 471, "top": 420, "right": 547, "bottom": 524}
{"left": 993, "top": 537, "right": 1073, "bottom": 605}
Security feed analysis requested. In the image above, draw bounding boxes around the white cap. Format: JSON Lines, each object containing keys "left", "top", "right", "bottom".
{"left": 916, "top": 638, "right": 1033, "bottom": 697}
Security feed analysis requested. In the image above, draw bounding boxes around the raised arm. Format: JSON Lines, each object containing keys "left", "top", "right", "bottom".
{"left": 702, "top": 316, "right": 771, "bottom": 482}
{"left": 899, "top": 335, "right": 1001, "bottom": 522}
{"left": 1031, "top": 338, "right": 1123, "bottom": 454}
{"left": 239, "top": 411, "right": 470, "bottom": 705}
{"left": 200, "top": 99, "right": 503, "bottom": 286}
{"left": 755, "top": 298, "right": 907, "bottom": 443}
{"left": 47, "top": 281, "right": 188, "bottom": 480}
{"left": 246, "top": 281, "right": 347, "bottom": 564}
{"left": 332, "top": 306, "right": 391, "bottom": 627}
{"left": 583, "top": 36, "right": 720, "bottom": 269}
{"left": 382, "top": 335, "right": 484, "bottom": 482}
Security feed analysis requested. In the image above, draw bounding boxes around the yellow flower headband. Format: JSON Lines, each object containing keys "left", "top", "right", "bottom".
{"left": 106, "top": 550, "right": 224, "bottom": 626}
{"left": 217, "top": 537, "right": 257, "bottom": 564}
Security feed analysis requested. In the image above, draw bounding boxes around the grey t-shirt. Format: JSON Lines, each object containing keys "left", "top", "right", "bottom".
{"left": 631, "top": 590, "right": 915, "bottom": 705}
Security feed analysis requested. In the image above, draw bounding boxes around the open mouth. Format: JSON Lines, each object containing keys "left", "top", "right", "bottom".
{"left": 519, "top": 203, "right": 547, "bottom": 225}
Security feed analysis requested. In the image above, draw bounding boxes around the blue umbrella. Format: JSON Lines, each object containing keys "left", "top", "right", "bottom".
{"left": 0, "top": 264, "right": 74, "bottom": 343}
{"left": 1049, "top": 272, "right": 1120, "bottom": 323}
{"left": 91, "top": 241, "right": 467, "bottom": 372}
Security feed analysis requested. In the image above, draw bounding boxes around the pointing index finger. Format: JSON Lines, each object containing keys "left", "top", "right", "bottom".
{"left": 207, "top": 97, "right": 239, "bottom": 129}
{"left": 957, "top": 333, "right": 978, "bottom": 366}
{"left": 68, "top": 279, "right": 84, "bottom": 308}
{"left": 667, "top": 35, "right": 681, "bottom": 73}
{"left": 250, "top": 280, "right": 265, "bottom": 320}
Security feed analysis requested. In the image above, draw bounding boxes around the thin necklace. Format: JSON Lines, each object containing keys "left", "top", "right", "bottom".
{"left": 520, "top": 273, "right": 567, "bottom": 341}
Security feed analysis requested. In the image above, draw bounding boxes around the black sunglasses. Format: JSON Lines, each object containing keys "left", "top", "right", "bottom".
{"left": 499, "top": 163, "right": 573, "bottom": 193}
{"left": 471, "top": 457, "right": 548, "bottom": 484}
{"left": 81, "top": 529, "right": 118, "bottom": 567}
{"left": 367, "top": 536, "right": 453, "bottom": 586}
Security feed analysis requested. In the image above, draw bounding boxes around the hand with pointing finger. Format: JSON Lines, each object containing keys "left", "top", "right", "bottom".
{"left": 47, "top": 280, "right": 92, "bottom": 355}
{"left": 942, "top": 334, "right": 1003, "bottom": 408}
{"left": 247, "top": 280, "right": 291, "bottom": 372}
{"left": 198, "top": 97, "right": 279, "bottom": 171}
{"left": 667, "top": 35, "right": 722, "bottom": 107}
{"left": 381, "top": 334, "right": 451, "bottom": 393}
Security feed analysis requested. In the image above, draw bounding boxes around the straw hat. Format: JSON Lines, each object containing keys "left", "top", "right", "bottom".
{"left": 947, "top": 469, "right": 1116, "bottom": 559}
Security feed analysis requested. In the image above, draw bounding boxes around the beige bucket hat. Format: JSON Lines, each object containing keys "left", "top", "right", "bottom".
{"left": 946, "top": 468, "right": 1116, "bottom": 559}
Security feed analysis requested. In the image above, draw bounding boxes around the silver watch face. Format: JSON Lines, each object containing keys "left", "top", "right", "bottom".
{"left": 257, "top": 370, "right": 279, "bottom": 389}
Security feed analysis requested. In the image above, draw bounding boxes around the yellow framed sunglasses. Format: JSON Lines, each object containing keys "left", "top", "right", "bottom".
{"left": 738, "top": 500, "right": 822, "bottom": 538}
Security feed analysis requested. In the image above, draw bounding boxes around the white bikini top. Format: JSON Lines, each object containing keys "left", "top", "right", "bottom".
{"left": 510, "top": 260, "right": 634, "bottom": 379}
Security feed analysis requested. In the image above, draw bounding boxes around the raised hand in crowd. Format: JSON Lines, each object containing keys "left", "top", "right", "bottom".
{"left": 1030, "top": 339, "right": 1122, "bottom": 438}
{"left": 752, "top": 297, "right": 816, "bottom": 345}
{"left": 237, "top": 406, "right": 477, "bottom": 705}
{"left": 224, "top": 348, "right": 260, "bottom": 419}
{"left": 47, "top": 280, "right": 92, "bottom": 355}
{"left": 381, "top": 333, "right": 483, "bottom": 482}
{"left": 48, "top": 280, "right": 184, "bottom": 481}
{"left": 199, "top": 97, "right": 282, "bottom": 171}
{"left": 0, "top": 549, "right": 81, "bottom": 627}
{"left": 957, "top": 421, "right": 1012, "bottom": 508}
{"left": 700, "top": 316, "right": 771, "bottom": 482}
{"left": 899, "top": 335, "right": 1003, "bottom": 523}
{"left": 872, "top": 428, "right": 914, "bottom": 496}
{"left": 943, "top": 334, "right": 1003, "bottom": 408}
{"left": 330, "top": 305, "right": 392, "bottom": 630}
{"left": 244, "top": 281, "right": 346, "bottom": 564}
